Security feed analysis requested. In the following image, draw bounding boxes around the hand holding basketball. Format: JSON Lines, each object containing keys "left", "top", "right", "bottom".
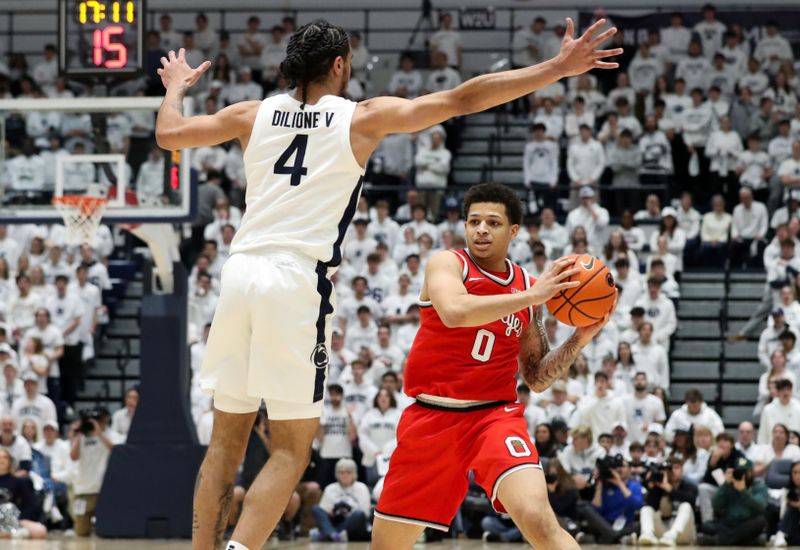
{"left": 158, "top": 48, "right": 212, "bottom": 90}
{"left": 527, "top": 257, "right": 581, "bottom": 305}
{"left": 546, "top": 254, "right": 617, "bottom": 327}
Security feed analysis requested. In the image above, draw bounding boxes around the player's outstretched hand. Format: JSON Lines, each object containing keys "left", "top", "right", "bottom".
{"left": 158, "top": 48, "right": 211, "bottom": 90}
{"left": 555, "top": 17, "right": 623, "bottom": 78}
{"left": 574, "top": 291, "right": 618, "bottom": 344}
{"left": 528, "top": 257, "right": 580, "bottom": 305}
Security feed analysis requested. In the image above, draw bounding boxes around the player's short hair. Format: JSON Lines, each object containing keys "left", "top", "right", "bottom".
{"left": 280, "top": 20, "right": 350, "bottom": 109}
{"left": 463, "top": 183, "right": 522, "bottom": 226}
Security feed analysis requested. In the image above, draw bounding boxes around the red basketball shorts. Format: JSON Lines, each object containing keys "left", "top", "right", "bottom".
{"left": 374, "top": 401, "right": 541, "bottom": 531}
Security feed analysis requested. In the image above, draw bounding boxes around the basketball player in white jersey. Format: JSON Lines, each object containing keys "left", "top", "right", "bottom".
{"left": 155, "top": 18, "right": 621, "bottom": 550}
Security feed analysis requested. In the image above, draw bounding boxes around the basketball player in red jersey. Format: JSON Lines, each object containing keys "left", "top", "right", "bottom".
{"left": 372, "top": 183, "right": 615, "bottom": 549}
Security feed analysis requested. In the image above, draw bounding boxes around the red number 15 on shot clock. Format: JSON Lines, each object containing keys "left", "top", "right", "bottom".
{"left": 58, "top": 0, "right": 145, "bottom": 77}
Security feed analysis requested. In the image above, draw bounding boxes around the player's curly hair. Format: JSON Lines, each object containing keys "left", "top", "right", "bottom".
{"left": 462, "top": 183, "right": 523, "bottom": 226}
{"left": 279, "top": 20, "right": 350, "bottom": 110}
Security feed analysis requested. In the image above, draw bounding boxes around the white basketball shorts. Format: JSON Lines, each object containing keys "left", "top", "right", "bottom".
{"left": 199, "top": 250, "right": 333, "bottom": 420}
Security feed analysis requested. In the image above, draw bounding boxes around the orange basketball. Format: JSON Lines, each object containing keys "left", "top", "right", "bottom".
{"left": 546, "top": 254, "right": 617, "bottom": 327}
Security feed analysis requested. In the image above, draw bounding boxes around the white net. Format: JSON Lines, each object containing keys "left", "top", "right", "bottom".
{"left": 52, "top": 196, "right": 108, "bottom": 246}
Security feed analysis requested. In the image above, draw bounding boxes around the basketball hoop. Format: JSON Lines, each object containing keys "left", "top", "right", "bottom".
{"left": 52, "top": 196, "right": 108, "bottom": 246}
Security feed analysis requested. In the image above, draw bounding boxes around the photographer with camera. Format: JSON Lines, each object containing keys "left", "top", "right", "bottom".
{"left": 697, "top": 431, "right": 743, "bottom": 524}
{"left": 639, "top": 458, "right": 698, "bottom": 545}
{"left": 310, "top": 458, "right": 370, "bottom": 542}
{"left": 697, "top": 456, "right": 768, "bottom": 546}
{"left": 69, "top": 407, "right": 121, "bottom": 537}
{"left": 577, "top": 455, "right": 644, "bottom": 544}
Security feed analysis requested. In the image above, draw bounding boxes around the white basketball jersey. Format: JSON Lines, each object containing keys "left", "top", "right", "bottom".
{"left": 231, "top": 93, "right": 365, "bottom": 268}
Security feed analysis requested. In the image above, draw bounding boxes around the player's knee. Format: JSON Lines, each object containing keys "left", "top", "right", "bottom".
{"left": 518, "top": 507, "right": 559, "bottom": 543}
{"left": 269, "top": 446, "right": 311, "bottom": 478}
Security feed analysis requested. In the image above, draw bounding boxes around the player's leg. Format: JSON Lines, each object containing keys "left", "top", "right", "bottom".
{"left": 370, "top": 517, "right": 425, "bottom": 549}
{"left": 497, "top": 467, "right": 580, "bottom": 550}
{"left": 193, "top": 408, "right": 256, "bottom": 550}
{"left": 228, "top": 415, "right": 319, "bottom": 548}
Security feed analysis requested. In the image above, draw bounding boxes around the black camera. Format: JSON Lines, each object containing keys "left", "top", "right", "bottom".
{"left": 732, "top": 468, "right": 748, "bottom": 481}
{"left": 332, "top": 501, "right": 352, "bottom": 520}
{"left": 645, "top": 461, "right": 669, "bottom": 479}
{"left": 596, "top": 454, "right": 624, "bottom": 481}
{"left": 79, "top": 408, "right": 101, "bottom": 435}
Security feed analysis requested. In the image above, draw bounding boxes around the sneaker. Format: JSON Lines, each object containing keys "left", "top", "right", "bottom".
{"left": 276, "top": 520, "right": 293, "bottom": 541}
{"left": 620, "top": 533, "right": 637, "bottom": 545}
{"left": 639, "top": 533, "right": 658, "bottom": 546}
{"left": 482, "top": 531, "right": 502, "bottom": 542}
{"left": 774, "top": 532, "right": 788, "bottom": 547}
{"left": 338, "top": 530, "right": 348, "bottom": 543}
{"left": 309, "top": 528, "right": 322, "bottom": 542}
{"left": 659, "top": 533, "right": 678, "bottom": 547}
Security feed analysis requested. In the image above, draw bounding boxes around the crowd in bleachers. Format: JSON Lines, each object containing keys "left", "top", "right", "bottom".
{"left": 0, "top": 1, "right": 799, "bottom": 544}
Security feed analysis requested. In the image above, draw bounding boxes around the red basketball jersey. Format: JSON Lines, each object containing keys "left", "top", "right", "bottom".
{"left": 404, "top": 249, "right": 535, "bottom": 402}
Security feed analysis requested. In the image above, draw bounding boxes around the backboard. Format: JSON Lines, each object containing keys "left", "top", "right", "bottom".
{"left": 0, "top": 96, "right": 195, "bottom": 224}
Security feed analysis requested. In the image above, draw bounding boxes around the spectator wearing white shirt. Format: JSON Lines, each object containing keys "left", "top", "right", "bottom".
{"left": 349, "top": 32, "right": 369, "bottom": 86}
{"left": 512, "top": 17, "right": 557, "bottom": 69}
{"left": 631, "top": 323, "right": 670, "bottom": 390}
{"left": 635, "top": 279, "right": 677, "bottom": 347}
{"left": 676, "top": 41, "right": 711, "bottom": 93}
{"left": 708, "top": 55, "right": 738, "bottom": 99}
{"left": 260, "top": 25, "right": 286, "bottom": 93}
{"left": 754, "top": 21, "right": 794, "bottom": 77}
{"left": 661, "top": 13, "right": 692, "bottom": 67}
{"left": 664, "top": 79, "right": 693, "bottom": 122}
{"left": 6, "top": 139, "right": 46, "bottom": 193}
{"left": 567, "top": 125, "right": 605, "bottom": 200}
{"left": 664, "top": 389, "right": 725, "bottom": 443}
{"left": 311, "top": 458, "right": 371, "bottom": 542}
{"left": 158, "top": 14, "right": 182, "bottom": 52}
{"left": 693, "top": 5, "right": 726, "bottom": 59}
{"left": 720, "top": 31, "right": 748, "bottom": 78}
{"left": 425, "top": 51, "right": 461, "bottom": 94}
{"left": 532, "top": 97, "right": 564, "bottom": 141}
{"left": 9, "top": 275, "right": 41, "bottom": 344}
{"left": 759, "top": 379, "right": 800, "bottom": 445}
{"left": 11, "top": 372, "right": 56, "bottom": 442}
{"left": 539, "top": 208, "right": 569, "bottom": 257}
{"left": 706, "top": 115, "right": 744, "bottom": 205}
{"left": 342, "top": 360, "right": 378, "bottom": 427}
{"left": 387, "top": 54, "right": 423, "bottom": 99}
{"left": 739, "top": 58, "right": 770, "bottom": 100}
{"left": 523, "top": 123, "right": 559, "bottom": 213}
{"left": 50, "top": 275, "right": 83, "bottom": 407}
{"left": 430, "top": 13, "right": 462, "bottom": 70}
{"left": 700, "top": 194, "right": 733, "bottom": 267}
{"left": 779, "top": 141, "right": 800, "bottom": 201}
{"left": 346, "top": 306, "right": 378, "bottom": 355}
{"left": 623, "top": 373, "right": 666, "bottom": 445}
{"left": 316, "top": 384, "right": 356, "bottom": 487}
{"left": 111, "top": 387, "right": 138, "bottom": 441}
{"left": 136, "top": 144, "right": 165, "bottom": 207}
{"left": 31, "top": 44, "right": 58, "bottom": 94}
{"left": 545, "top": 380, "right": 576, "bottom": 424}
{"left": 566, "top": 186, "right": 609, "bottom": 251}
{"left": 629, "top": 42, "right": 663, "bottom": 94}
{"left": 737, "top": 133, "right": 773, "bottom": 204}
{"left": 237, "top": 16, "right": 268, "bottom": 75}
{"left": 414, "top": 129, "right": 451, "bottom": 220}
{"left": 765, "top": 72, "right": 797, "bottom": 119}
{"left": 192, "top": 13, "right": 218, "bottom": 58}
{"left": 564, "top": 96, "right": 595, "bottom": 141}
{"left": 225, "top": 67, "right": 262, "bottom": 104}
{"left": 730, "top": 187, "right": 768, "bottom": 269}
{"left": 569, "top": 372, "right": 626, "bottom": 446}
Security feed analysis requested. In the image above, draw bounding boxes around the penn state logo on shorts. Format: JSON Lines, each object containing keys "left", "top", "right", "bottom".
{"left": 311, "top": 343, "right": 329, "bottom": 369}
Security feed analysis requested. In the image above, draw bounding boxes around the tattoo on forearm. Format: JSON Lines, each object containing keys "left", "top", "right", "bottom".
{"left": 524, "top": 333, "right": 583, "bottom": 392}
{"left": 534, "top": 307, "right": 550, "bottom": 355}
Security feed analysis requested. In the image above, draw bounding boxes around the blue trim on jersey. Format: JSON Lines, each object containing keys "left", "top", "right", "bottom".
{"left": 312, "top": 176, "right": 364, "bottom": 402}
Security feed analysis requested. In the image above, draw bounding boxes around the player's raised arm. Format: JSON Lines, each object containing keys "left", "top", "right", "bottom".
{"left": 425, "top": 252, "right": 580, "bottom": 328}
{"left": 155, "top": 48, "right": 259, "bottom": 151}
{"left": 519, "top": 294, "right": 616, "bottom": 392}
{"left": 353, "top": 18, "right": 620, "bottom": 139}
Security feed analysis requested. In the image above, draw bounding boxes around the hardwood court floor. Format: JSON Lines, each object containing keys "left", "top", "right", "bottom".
{"left": 0, "top": 539, "right": 767, "bottom": 550}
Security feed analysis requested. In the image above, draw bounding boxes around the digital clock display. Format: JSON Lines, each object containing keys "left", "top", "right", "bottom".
{"left": 59, "top": 0, "right": 144, "bottom": 77}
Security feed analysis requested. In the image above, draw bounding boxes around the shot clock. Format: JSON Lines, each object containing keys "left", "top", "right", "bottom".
{"left": 58, "top": 0, "right": 145, "bottom": 77}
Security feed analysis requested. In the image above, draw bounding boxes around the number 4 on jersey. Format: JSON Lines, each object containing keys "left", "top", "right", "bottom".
{"left": 273, "top": 134, "right": 308, "bottom": 186}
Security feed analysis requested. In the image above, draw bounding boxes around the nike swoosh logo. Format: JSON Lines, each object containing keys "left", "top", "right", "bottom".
{"left": 580, "top": 256, "right": 595, "bottom": 270}
{"left": 468, "top": 277, "right": 484, "bottom": 282}
{"left": 504, "top": 406, "right": 519, "bottom": 413}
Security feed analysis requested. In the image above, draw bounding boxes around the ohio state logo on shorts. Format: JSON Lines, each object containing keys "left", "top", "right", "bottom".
{"left": 505, "top": 436, "right": 532, "bottom": 458}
